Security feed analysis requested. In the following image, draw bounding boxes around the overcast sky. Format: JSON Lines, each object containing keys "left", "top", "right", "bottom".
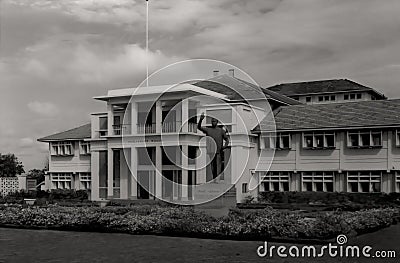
{"left": 1, "top": 0, "right": 400, "bottom": 171}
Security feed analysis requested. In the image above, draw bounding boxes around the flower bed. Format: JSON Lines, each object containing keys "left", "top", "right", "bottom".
{"left": 0, "top": 205, "right": 398, "bottom": 241}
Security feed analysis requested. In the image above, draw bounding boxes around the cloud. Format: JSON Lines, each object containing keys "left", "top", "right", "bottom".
{"left": 19, "top": 137, "right": 34, "bottom": 148}
{"left": 68, "top": 43, "right": 184, "bottom": 84}
{"left": 27, "top": 101, "right": 59, "bottom": 117}
{"left": 22, "top": 59, "right": 49, "bottom": 77}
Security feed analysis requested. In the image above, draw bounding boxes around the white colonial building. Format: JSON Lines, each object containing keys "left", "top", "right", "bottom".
{"left": 39, "top": 74, "right": 400, "bottom": 203}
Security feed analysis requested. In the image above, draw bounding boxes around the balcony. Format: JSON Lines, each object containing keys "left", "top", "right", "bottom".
{"left": 162, "top": 122, "right": 179, "bottom": 133}
{"left": 137, "top": 123, "right": 156, "bottom": 134}
{"left": 112, "top": 124, "right": 131, "bottom": 136}
{"left": 188, "top": 122, "right": 198, "bottom": 133}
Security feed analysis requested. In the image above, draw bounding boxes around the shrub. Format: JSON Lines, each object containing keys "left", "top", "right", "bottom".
{"left": 0, "top": 205, "right": 398, "bottom": 240}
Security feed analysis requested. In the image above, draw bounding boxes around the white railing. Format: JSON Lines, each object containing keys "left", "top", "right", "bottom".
{"left": 188, "top": 122, "right": 198, "bottom": 133}
{"left": 113, "top": 124, "right": 131, "bottom": 135}
{"left": 137, "top": 123, "right": 156, "bottom": 134}
{"left": 162, "top": 122, "right": 179, "bottom": 133}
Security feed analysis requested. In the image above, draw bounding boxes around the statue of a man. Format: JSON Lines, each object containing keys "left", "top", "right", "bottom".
{"left": 197, "top": 112, "right": 229, "bottom": 180}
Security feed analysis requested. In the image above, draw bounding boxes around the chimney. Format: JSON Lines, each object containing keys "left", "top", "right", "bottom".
{"left": 213, "top": 70, "right": 219, "bottom": 77}
{"left": 228, "top": 68, "right": 235, "bottom": 77}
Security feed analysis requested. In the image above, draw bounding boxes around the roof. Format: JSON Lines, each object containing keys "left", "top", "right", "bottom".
{"left": 267, "top": 79, "right": 386, "bottom": 99}
{"left": 38, "top": 123, "right": 91, "bottom": 142}
{"left": 254, "top": 99, "right": 400, "bottom": 132}
{"left": 193, "top": 74, "right": 301, "bottom": 105}
{"left": 94, "top": 83, "right": 227, "bottom": 101}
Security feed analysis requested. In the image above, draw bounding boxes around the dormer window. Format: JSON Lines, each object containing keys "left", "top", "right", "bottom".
{"left": 347, "top": 130, "right": 382, "bottom": 148}
{"left": 302, "top": 132, "right": 335, "bottom": 149}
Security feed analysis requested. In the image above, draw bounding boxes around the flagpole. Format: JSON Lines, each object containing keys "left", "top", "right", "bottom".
{"left": 146, "top": 0, "right": 149, "bottom": 88}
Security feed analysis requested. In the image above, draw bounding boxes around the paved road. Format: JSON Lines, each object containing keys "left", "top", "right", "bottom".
{"left": 0, "top": 224, "right": 399, "bottom": 263}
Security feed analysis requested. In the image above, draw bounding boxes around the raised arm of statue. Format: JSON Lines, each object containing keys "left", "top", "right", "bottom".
{"left": 197, "top": 112, "right": 207, "bottom": 134}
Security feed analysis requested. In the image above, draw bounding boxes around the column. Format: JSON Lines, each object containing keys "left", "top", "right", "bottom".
{"left": 181, "top": 145, "right": 189, "bottom": 201}
{"left": 131, "top": 101, "right": 138, "bottom": 134}
{"left": 130, "top": 147, "right": 138, "bottom": 199}
{"left": 107, "top": 103, "right": 114, "bottom": 136}
{"left": 120, "top": 148, "right": 129, "bottom": 199}
{"left": 181, "top": 99, "right": 189, "bottom": 132}
{"left": 155, "top": 146, "right": 163, "bottom": 199}
{"left": 197, "top": 145, "right": 207, "bottom": 184}
{"left": 91, "top": 152, "right": 100, "bottom": 200}
{"left": 107, "top": 148, "right": 114, "bottom": 198}
{"left": 155, "top": 100, "right": 162, "bottom": 133}
{"left": 74, "top": 172, "right": 80, "bottom": 190}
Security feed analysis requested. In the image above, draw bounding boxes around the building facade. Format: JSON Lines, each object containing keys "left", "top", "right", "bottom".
{"left": 38, "top": 124, "right": 92, "bottom": 193}
{"left": 39, "top": 74, "right": 400, "bottom": 203}
{"left": 267, "top": 79, "right": 386, "bottom": 104}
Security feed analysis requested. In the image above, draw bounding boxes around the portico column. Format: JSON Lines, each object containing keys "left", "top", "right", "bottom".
{"left": 120, "top": 148, "right": 129, "bottom": 199}
{"left": 130, "top": 147, "right": 138, "bottom": 199}
{"left": 155, "top": 100, "right": 162, "bottom": 133}
{"left": 181, "top": 145, "right": 189, "bottom": 201}
{"left": 155, "top": 146, "right": 163, "bottom": 199}
{"left": 91, "top": 151, "right": 100, "bottom": 200}
{"left": 131, "top": 101, "right": 138, "bottom": 134}
{"left": 107, "top": 103, "right": 114, "bottom": 136}
{"left": 181, "top": 99, "right": 189, "bottom": 132}
{"left": 107, "top": 148, "right": 114, "bottom": 198}
{"left": 197, "top": 145, "right": 207, "bottom": 184}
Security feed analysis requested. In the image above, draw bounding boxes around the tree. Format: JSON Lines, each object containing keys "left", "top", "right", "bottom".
{"left": 0, "top": 153, "right": 25, "bottom": 177}
{"left": 26, "top": 169, "right": 45, "bottom": 184}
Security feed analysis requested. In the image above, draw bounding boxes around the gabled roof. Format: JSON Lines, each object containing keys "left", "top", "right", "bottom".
{"left": 254, "top": 99, "right": 400, "bottom": 132}
{"left": 267, "top": 79, "right": 386, "bottom": 99}
{"left": 193, "top": 74, "right": 301, "bottom": 105}
{"left": 38, "top": 123, "right": 91, "bottom": 142}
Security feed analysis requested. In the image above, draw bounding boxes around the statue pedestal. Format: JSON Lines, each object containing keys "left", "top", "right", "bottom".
{"left": 193, "top": 182, "right": 237, "bottom": 217}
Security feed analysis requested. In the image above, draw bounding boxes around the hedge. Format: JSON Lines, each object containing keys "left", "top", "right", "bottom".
{"left": 0, "top": 205, "right": 398, "bottom": 241}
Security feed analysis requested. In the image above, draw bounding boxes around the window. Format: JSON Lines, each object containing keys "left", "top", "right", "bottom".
{"left": 79, "top": 173, "right": 91, "bottom": 190}
{"left": 302, "top": 132, "right": 335, "bottom": 149}
{"left": 347, "top": 130, "right": 382, "bottom": 148}
{"left": 51, "top": 173, "right": 73, "bottom": 189}
{"left": 347, "top": 171, "right": 381, "bottom": 193}
{"left": 242, "top": 183, "right": 248, "bottom": 193}
{"left": 345, "top": 93, "right": 362, "bottom": 101}
{"left": 395, "top": 130, "right": 400, "bottom": 147}
{"left": 396, "top": 172, "right": 400, "bottom": 192}
{"left": 51, "top": 142, "right": 74, "bottom": 156}
{"left": 260, "top": 172, "right": 290, "bottom": 192}
{"left": 263, "top": 133, "right": 291, "bottom": 150}
{"left": 302, "top": 172, "right": 334, "bottom": 192}
{"left": 79, "top": 141, "right": 90, "bottom": 155}
{"left": 99, "top": 116, "right": 108, "bottom": 136}
{"left": 317, "top": 95, "right": 336, "bottom": 102}
{"left": 306, "top": 96, "right": 312, "bottom": 103}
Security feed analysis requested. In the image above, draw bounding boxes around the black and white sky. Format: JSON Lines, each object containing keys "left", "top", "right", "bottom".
{"left": 1, "top": 0, "right": 400, "bottom": 170}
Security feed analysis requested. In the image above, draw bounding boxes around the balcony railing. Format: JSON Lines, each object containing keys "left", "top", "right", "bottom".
{"left": 162, "top": 122, "right": 179, "bottom": 133}
{"left": 135, "top": 122, "right": 198, "bottom": 134}
{"left": 113, "top": 124, "right": 131, "bottom": 135}
{"left": 137, "top": 123, "right": 156, "bottom": 134}
{"left": 188, "top": 122, "right": 198, "bottom": 133}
